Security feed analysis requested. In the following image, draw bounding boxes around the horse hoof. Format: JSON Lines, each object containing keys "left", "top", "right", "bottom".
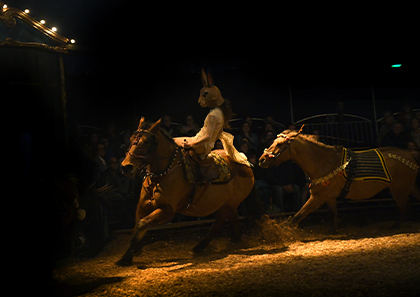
{"left": 192, "top": 243, "right": 207, "bottom": 254}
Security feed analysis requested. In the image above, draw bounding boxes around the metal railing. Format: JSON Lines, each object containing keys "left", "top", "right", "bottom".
{"left": 228, "top": 118, "right": 285, "bottom": 133}
{"left": 376, "top": 109, "right": 420, "bottom": 123}
{"left": 294, "top": 113, "right": 374, "bottom": 148}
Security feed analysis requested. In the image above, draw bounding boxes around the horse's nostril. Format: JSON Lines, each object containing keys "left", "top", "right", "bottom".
{"left": 122, "top": 165, "right": 134, "bottom": 174}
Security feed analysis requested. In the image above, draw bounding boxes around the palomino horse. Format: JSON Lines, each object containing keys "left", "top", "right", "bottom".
{"left": 259, "top": 130, "right": 420, "bottom": 229}
{"left": 116, "top": 118, "right": 255, "bottom": 266}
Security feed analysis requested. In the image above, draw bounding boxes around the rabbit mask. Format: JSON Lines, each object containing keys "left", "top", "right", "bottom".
{"left": 198, "top": 69, "right": 224, "bottom": 109}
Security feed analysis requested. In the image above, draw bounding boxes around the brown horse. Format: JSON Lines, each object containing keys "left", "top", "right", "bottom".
{"left": 259, "top": 130, "right": 420, "bottom": 229}
{"left": 116, "top": 118, "right": 255, "bottom": 266}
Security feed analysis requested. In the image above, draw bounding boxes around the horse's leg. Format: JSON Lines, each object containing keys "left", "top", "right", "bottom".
{"left": 193, "top": 204, "right": 236, "bottom": 253}
{"left": 325, "top": 198, "right": 338, "bottom": 233}
{"left": 116, "top": 220, "right": 149, "bottom": 267}
{"left": 116, "top": 190, "right": 152, "bottom": 267}
{"left": 390, "top": 188, "right": 410, "bottom": 228}
{"left": 228, "top": 208, "right": 241, "bottom": 244}
{"left": 116, "top": 205, "right": 175, "bottom": 266}
{"left": 410, "top": 183, "right": 420, "bottom": 201}
{"left": 291, "top": 194, "right": 325, "bottom": 226}
{"left": 242, "top": 184, "right": 264, "bottom": 232}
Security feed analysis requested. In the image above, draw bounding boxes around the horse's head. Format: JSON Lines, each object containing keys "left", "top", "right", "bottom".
{"left": 121, "top": 118, "right": 161, "bottom": 178}
{"left": 259, "top": 128, "right": 304, "bottom": 168}
{"left": 198, "top": 69, "right": 224, "bottom": 109}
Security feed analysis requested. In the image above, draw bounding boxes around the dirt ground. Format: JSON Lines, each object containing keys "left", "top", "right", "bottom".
{"left": 52, "top": 218, "right": 420, "bottom": 297}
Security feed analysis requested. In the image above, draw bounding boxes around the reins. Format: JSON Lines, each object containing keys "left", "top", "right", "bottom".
{"left": 128, "top": 128, "right": 181, "bottom": 179}
{"left": 263, "top": 134, "right": 291, "bottom": 159}
{"left": 263, "top": 125, "right": 304, "bottom": 159}
{"left": 145, "top": 145, "right": 180, "bottom": 179}
{"left": 126, "top": 129, "right": 157, "bottom": 160}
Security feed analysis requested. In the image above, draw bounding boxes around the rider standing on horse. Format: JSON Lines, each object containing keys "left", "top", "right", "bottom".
{"left": 174, "top": 69, "right": 249, "bottom": 167}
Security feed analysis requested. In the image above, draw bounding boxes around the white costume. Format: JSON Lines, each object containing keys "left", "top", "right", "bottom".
{"left": 174, "top": 69, "right": 249, "bottom": 167}
{"left": 191, "top": 107, "right": 224, "bottom": 158}
{"left": 179, "top": 107, "right": 249, "bottom": 166}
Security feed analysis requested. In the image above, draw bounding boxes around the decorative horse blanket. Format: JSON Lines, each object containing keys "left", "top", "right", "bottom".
{"left": 342, "top": 148, "right": 392, "bottom": 183}
{"left": 182, "top": 150, "right": 232, "bottom": 184}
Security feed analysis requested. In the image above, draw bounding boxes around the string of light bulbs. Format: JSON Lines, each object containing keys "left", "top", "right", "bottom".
{"left": 2, "top": 3, "right": 76, "bottom": 44}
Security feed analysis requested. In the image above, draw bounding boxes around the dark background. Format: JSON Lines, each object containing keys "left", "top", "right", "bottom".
{"left": 4, "top": 0, "right": 419, "bottom": 128}
{"left": 3, "top": 2, "right": 419, "bottom": 286}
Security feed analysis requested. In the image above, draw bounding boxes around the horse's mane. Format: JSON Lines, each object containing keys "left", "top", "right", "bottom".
{"left": 158, "top": 127, "right": 176, "bottom": 144}
{"left": 130, "top": 121, "right": 175, "bottom": 145}
{"left": 281, "top": 130, "right": 343, "bottom": 151}
{"left": 139, "top": 121, "right": 153, "bottom": 131}
{"left": 130, "top": 121, "right": 153, "bottom": 142}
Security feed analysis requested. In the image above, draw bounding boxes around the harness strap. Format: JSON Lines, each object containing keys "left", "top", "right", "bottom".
{"left": 145, "top": 145, "right": 179, "bottom": 178}
{"left": 311, "top": 159, "right": 351, "bottom": 186}
{"left": 337, "top": 149, "right": 357, "bottom": 201}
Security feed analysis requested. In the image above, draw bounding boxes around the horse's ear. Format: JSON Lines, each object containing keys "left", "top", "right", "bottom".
{"left": 206, "top": 70, "right": 214, "bottom": 87}
{"left": 138, "top": 116, "right": 145, "bottom": 130}
{"left": 201, "top": 68, "right": 208, "bottom": 87}
{"left": 296, "top": 124, "right": 305, "bottom": 135}
{"left": 150, "top": 118, "right": 162, "bottom": 134}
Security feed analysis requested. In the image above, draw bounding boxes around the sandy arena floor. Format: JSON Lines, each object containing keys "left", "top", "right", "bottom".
{"left": 52, "top": 218, "right": 420, "bottom": 297}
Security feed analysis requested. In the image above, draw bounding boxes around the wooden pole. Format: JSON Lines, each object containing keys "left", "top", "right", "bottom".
{"left": 59, "top": 53, "right": 69, "bottom": 153}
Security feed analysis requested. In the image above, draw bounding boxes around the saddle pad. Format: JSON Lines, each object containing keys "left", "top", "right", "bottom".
{"left": 342, "top": 148, "right": 392, "bottom": 183}
{"left": 209, "top": 152, "right": 232, "bottom": 183}
{"left": 182, "top": 151, "right": 232, "bottom": 184}
{"left": 182, "top": 152, "right": 196, "bottom": 184}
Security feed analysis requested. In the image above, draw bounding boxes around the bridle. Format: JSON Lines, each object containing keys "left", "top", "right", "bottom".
{"left": 126, "top": 128, "right": 179, "bottom": 178}
{"left": 263, "top": 133, "right": 292, "bottom": 159}
{"left": 263, "top": 126, "right": 305, "bottom": 160}
{"left": 126, "top": 129, "right": 158, "bottom": 161}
